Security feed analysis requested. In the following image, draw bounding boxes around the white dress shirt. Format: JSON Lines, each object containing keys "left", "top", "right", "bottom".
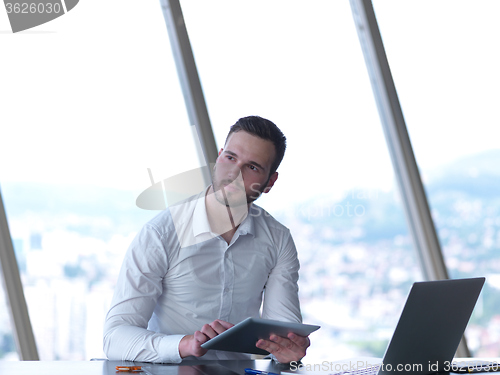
{"left": 103, "top": 190, "right": 302, "bottom": 363}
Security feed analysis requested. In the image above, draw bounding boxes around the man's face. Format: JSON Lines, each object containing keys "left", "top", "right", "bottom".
{"left": 212, "top": 130, "right": 278, "bottom": 207}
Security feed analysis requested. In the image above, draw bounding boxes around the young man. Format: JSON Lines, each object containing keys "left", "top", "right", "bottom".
{"left": 103, "top": 116, "right": 310, "bottom": 363}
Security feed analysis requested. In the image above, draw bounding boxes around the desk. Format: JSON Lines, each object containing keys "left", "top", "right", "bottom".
{"left": 2, "top": 358, "right": 500, "bottom": 375}
{"left": 0, "top": 359, "right": 288, "bottom": 375}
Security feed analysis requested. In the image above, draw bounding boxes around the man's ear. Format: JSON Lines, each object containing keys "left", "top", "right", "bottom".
{"left": 263, "top": 172, "right": 278, "bottom": 194}
{"left": 214, "top": 148, "right": 224, "bottom": 166}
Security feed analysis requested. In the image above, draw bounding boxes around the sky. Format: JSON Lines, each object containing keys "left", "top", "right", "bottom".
{"left": 1, "top": 0, "right": 499, "bottom": 212}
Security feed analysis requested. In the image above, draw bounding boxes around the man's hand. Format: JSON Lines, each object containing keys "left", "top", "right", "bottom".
{"left": 178, "top": 319, "right": 234, "bottom": 358}
{"left": 256, "top": 332, "right": 310, "bottom": 364}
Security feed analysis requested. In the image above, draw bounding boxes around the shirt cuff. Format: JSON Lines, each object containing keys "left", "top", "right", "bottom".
{"left": 157, "top": 334, "right": 185, "bottom": 363}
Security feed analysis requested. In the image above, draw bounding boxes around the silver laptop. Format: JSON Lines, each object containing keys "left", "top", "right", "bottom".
{"left": 285, "top": 277, "right": 485, "bottom": 375}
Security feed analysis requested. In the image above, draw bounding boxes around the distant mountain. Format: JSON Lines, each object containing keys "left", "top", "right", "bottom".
{"left": 286, "top": 149, "right": 500, "bottom": 328}
{"left": 423, "top": 149, "right": 500, "bottom": 245}
{"left": 425, "top": 148, "right": 500, "bottom": 198}
{"left": 1, "top": 149, "right": 499, "bottom": 243}
{"left": 279, "top": 148, "right": 500, "bottom": 247}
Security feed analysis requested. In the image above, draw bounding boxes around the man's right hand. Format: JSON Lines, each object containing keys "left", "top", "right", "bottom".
{"left": 178, "top": 319, "right": 234, "bottom": 358}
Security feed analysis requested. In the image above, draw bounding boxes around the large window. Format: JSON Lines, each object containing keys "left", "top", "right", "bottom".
{"left": 181, "top": 0, "right": 423, "bottom": 362}
{"left": 374, "top": 0, "right": 500, "bottom": 356}
{"left": 2, "top": 0, "right": 496, "bottom": 362}
{"left": 0, "top": 267, "right": 17, "bottom": 360}
{"left": 0, "top": 0, "right": 200, "bottom": 360}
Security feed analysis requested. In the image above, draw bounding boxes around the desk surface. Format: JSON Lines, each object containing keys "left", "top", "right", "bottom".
{"left": 3, "top": 358, "right": 499, "bottom": 375}
{"left": 0, "top": 359, "right": 287, "bottom": 375}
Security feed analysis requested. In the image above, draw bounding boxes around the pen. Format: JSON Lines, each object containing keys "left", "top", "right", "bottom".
{"left": 116, "top": 366, "right": 143, "bottom": 372}
{"left": 244, "top": 368, "right": 279, "bottom": 375}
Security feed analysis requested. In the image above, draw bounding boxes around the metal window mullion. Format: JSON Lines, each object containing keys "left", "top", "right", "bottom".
{"left": 159, "top": 0, "right": 218, "bottom": 185}
{"left": 0, "top": 186, "right": 39, "bottom": 360}
{"left": 349, "top": 0, "right": 470, "bottom": 357}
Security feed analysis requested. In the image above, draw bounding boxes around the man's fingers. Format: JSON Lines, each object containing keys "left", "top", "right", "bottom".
{"left": 256, "top": 337, "right": 286, "bottom": 355}
{"left": 214, "top": 319, "right": 235, "bottom": 330}
{"left": 256, "top": 338, "right": 274, "bottom": 352}
{"left": 210, "top": 319, "right": 234, "bottom": 333}
{"left": 193, "top": 330, "right": 210, "bottom": 344}
{"left": 288, "top": 333, "right": 310, "bottom": 349}
{"left": 270, "top": 334, "right": 294, "bottom": 349}
{"left": 256, "top": 334, "right": 310, "bottom": 363}
{"left": 200, "top": 320, "right": 234, "bottom": 339}
{"left": 200, "top": 324, "right": 218, "bottom": 339}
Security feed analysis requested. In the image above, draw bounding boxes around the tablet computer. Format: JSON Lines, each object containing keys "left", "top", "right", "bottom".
{"left": 200, "top": 317, "right": 320, "bottom": 355}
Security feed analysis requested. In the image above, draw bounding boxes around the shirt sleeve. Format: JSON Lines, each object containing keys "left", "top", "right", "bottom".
{"left": 103, "top": 224, "right": 184, "bottom": 363}
{"left": 261, "top": 229, "right": 302, "bottom": 324}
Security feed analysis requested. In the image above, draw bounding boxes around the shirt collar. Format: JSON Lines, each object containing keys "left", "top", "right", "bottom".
{"left": 192, "top": 187, "right": 256, "bottom": 238}
{"left": 192, "top": 188, "right": 212, "bottom": 237}
{"left": 237, "top": 205, "right": 255, "bottom": 237}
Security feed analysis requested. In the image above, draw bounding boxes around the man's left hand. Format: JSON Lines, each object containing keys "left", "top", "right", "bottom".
{"left": 256, "top": 333, "right": 310, "bottom": 363}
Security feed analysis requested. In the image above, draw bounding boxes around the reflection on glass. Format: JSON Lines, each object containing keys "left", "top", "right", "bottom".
{"left": 181, "top": 0, "right": 423, "bottom": 361}
{"left": 374, "top": 0, "right": 500, "bottom": 357}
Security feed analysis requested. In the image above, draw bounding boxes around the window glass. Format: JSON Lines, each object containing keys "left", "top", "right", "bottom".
{"left": 0, "top": 265, "right": 18, "bottom": 360}
{"left": 374, "top": 0, "right": 500, "bottom": 356}
{"left": 0, "top": 0, "right": 199, "bottom": 360}
{"left": 181, "top": 0, "right": 423, "bottom": 361}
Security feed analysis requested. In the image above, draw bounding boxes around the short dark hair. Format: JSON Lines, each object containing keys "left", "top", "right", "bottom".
{"left": 225, "top": 116, "right": 287, "bottom": 176}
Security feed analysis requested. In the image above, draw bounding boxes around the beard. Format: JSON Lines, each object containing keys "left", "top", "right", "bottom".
{"left": 212, "top": 178, "right": 268, "bottom": 208}
{"left": 212, "top": 177, "right": 247, "bottom": 207}
{"left": 211, "top": 164, "right": 269, "bottom": 208}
